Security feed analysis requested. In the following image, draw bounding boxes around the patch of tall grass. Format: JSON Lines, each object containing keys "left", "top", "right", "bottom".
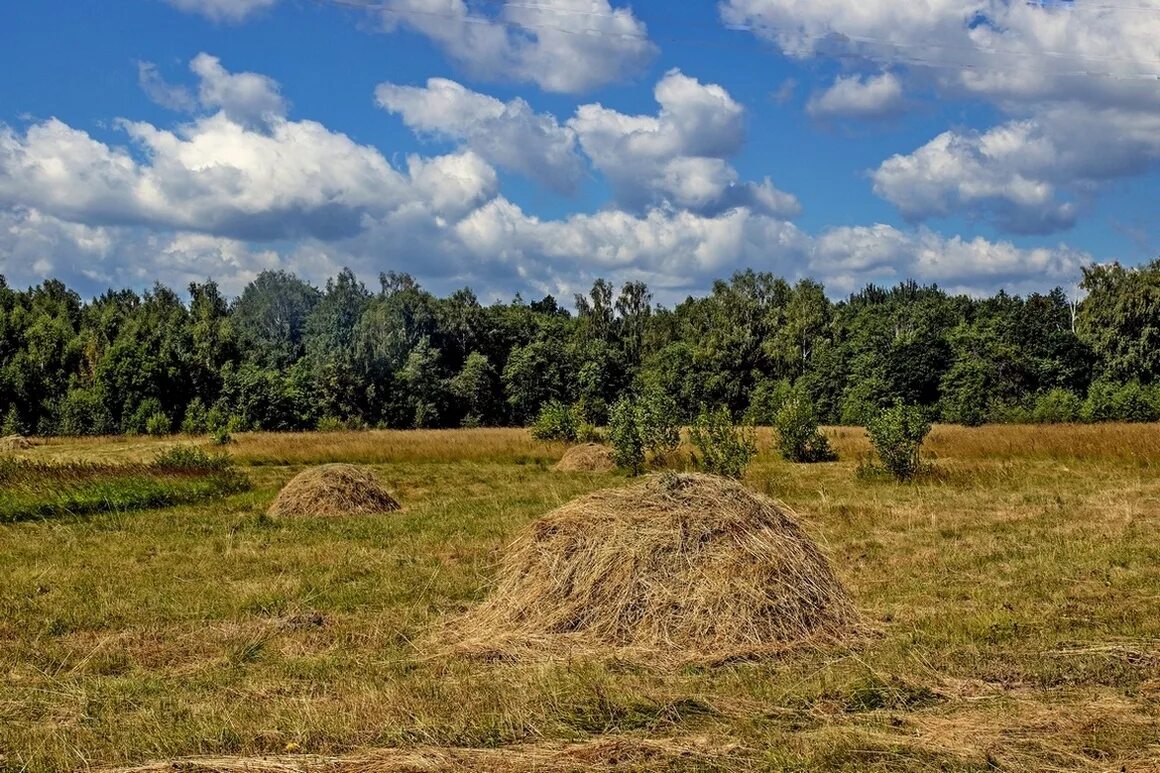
{"left": 0, "top": 449, "right": 249, "bottom": 523}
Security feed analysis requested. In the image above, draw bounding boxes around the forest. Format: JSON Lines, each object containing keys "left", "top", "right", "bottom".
{"left": 1, "top": 259, "right": 1159, "bottom": 437}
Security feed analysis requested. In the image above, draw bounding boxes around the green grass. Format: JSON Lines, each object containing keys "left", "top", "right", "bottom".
{"left": 1, "top": 427, "right": 1158, "bottom": 771}
{"left": 0, "top": 451, "right": 250, "bottom": 523}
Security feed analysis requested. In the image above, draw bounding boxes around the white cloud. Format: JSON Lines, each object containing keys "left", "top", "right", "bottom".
{"left": 372, "top": 0, "right": 655, "bottom": 93}
{"left": 570, "top": 69, "right": 800, "bottom": 217}
{"left": 190, "top": 53, "right": 287, "bottom": 128}
{"left": 722, "top": 0, "right": 1160, "bottom": 233}
{"left": 137, "top": 62, "right": 198, "bottom": 112}
{"left": 164, "top": 0, "right": 277, "bottom": 22}
{"left": 375, "top": 78, "right": 583, "bottom": 193}
{"left": 807, "top": 72, "right": 904, "bottom": 120}
{"left": 0, "top": 54, "right": 1090, "bottom": 302}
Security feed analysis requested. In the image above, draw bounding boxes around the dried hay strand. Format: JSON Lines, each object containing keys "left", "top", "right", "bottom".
{"left": 440, "top": 472, "right": 859, "bottom": 665}
{"left": 267, "top": 464, "right": 400, "bottom": 518}
{"left": 0, "top": 435, "right": 32, "bottom": 451}
{"left": 107, "top": 736, "right": 748, "bottom": 772}
{"left": 553, "top": 443, "right": 615, "bottom": 473}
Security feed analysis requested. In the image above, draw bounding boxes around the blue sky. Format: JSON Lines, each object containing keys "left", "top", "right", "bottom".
{"left": 1, "top": 0, "right": 1158, "bottom": 303}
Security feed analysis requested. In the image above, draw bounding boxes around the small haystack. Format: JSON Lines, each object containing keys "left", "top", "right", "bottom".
{"left": 553, "top": 443, "right": 615, "bottom": 473}
{"left": 0, "top": 435, "right": 32, "bottom": 452}
{"left": 442, "top": 473, "right": 858, "bottom": 664}
{"left": 268, "top": 464, "right": 400, "bottom": 518}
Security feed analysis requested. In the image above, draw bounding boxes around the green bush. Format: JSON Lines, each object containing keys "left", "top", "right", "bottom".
{"left": 866, "top": 402, "right": 931, "bottom": 482}
{"left": 152, "top": 447, "right": 231, "bottom": 471}
{"left": 57, "top": 387, "right": 114, "bottom": 436}
{"left": 636, "top": 387, "right": 681, "bottom": 462}
{"left": 121, "top": 398, "right": 164, "bottom": 436}
{"left": 531, "top": 401, "right": 577, "bottom": 442}
{"left": 746, "top": 379, "right": 793, "bottom": 425}
{"left": 145, "top": 411, "right": 173, "bottom": 437}
{"left": 1, "top": 407, "right": 21, "bottom": 436}
{"left": 211, "top": 427, "right": 233, "bottom": 446}
{"left": 181, "top": 398, "right": 209, "bottom": 434}
{"left": 575, "top": 422, "right": 605, "bottom": 444}
{"left": 1112, "top": 381, "right": 1159, "bottom": 423}
{"left": 775, "top": 397, "right": 837, "bottom": 463}
{"left": 1031, "top": 389, "right": 1082, "bottom": 424}
{"left": 689, "top": 405, "right": 757, "bottom": 480}
{"left": 608, "top": 397, "right": 645, "bottom": 474}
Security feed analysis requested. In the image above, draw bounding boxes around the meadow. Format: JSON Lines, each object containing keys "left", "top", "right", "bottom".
{"left": 1, "top": 425, "right": 1158, "bottom": 771}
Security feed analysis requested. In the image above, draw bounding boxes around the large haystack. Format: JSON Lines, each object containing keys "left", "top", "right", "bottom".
{"left": 442, "top": 473, "right": 858, "bottom": 664}
{"left": 268, "top": 464, "right": 400, "bottom": 518}
{"left": 553, "top": 443, "right": 616, "bottom": 473}
{"left": 0, "top": 435, "right": 32, "bottom": 452}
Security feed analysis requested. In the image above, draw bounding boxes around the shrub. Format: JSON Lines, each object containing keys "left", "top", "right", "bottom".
{"left": 866, "top": 402, "right": 931, "bottom": 482}
{"left": 181, "top": 398, "right": 209, "bottom": 435}
{"left": 211, "top": 427, "right": 233, "bottom": 446}
{"left": 608, "top": 397, "right": 645, "bottom": 474}
{"left": 531, "top": 401, "right": 577, "bottom": 442}
{"left": 153, "top": 446, "right": 231, "bottom": 471}
{"left": 1081, "top": 380, "right": 1119, "bottom": 423}
{"left": 1112, "top": 381, "right": 1159, "bottom": 423}
{"left": 575, "top": 422, "right": 605, "bottom": 444}
{"left": 145, "top": 411, "right": 173, "bottom": 437}
{"left": 1031, "top": 389, "right": 1082, "bottom": 424}
{"left": 775, "top": 397, "right": 837, "bottom": 463}
{"left": 1, "top": 407, "right": 21, "bottom": 436}
{"left": 57, "top": 387, "right": 114, "bottom": 437}
{"left": 689, "top": 405, "right": 757, "bottom": 480}
{"left": 636, "top": 387, "right": 681, "bottom": 462}
{"left": 122, "top": 398, "right": 164, "bottom": 436}
{"left": 746, "top": 379, "right": 793, "bottom": 425}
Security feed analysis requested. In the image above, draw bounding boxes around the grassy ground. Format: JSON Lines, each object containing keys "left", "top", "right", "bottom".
{"left": 1, "top": 426, "right": 1158, "bottom": 771}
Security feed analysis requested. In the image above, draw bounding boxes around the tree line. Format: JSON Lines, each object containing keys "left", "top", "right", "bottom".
{"left": 2, "top": 259, "right": 1159, "bottom": 437}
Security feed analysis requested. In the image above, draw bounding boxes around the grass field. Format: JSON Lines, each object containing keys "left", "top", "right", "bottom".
{"left": 1, "top": 425, "right": 1158, "bottom": 771}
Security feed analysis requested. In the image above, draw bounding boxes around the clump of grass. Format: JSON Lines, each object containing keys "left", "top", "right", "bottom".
{"left": 0, "top": 453, "right": 249, "bottom": 523}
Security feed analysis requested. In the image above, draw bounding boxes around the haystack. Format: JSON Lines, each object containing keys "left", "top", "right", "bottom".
{"left": 0, "top": 435, "right": 32, "bottom": 452}
{"left": 442, "top": 473, "right": 858, "bottom": 664}
{"left": 268, "top": 464, "right": 400, "bottom": 518}
{"left": 553, "top": 443, "right": 615, "bottom": 473}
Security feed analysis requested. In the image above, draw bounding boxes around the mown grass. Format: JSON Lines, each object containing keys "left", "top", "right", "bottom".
{"left": 1, "top": 426, "right": 1158, "bottom": 772}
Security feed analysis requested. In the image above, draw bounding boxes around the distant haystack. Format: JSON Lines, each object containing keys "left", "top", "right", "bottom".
{"left": 268, "top": 464, "right": 399, "bottom": 518}
{"left": 0, "top": 435, "right": 32, "bottom": 452}
{"left": 442, "top": 473, "right": 858, "bottom": 664}
{"left": 553, "top": 443, "right": 615, "bottom": 473}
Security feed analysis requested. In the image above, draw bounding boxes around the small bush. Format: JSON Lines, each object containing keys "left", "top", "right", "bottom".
{"left": 181, "top": 398, "right": 209, "bottom": 434}
{"left": 775, "top": 397, "right": 837, "bottom": 463}
{"left": 461, "top": 413, "right": 483, "bottom": 429}
{"left": 122, "top": 397, "right": 164, "bottom": 436}
{"left": 145, "top": 411, "right": 172, "bottom": 437}
{"left": 636, "top": 387, "right": 681, "bottom": 462}
{"left": 689, "top": 405, "right": 757, "bottom": 480}
{"left": 608, "top": 397, "right": 645, "bottom": 474}
{"left": 316, "top": 415, "right": 350, "bottom": 432}
{"left": 575, "top": 422, "right": 605, "bottom": 444}
{"left": 866, "top": 402, "right": 931, "bottom": 482}
{"left": 211, "top": 427, "right": 233, "bottom": 446}
{"left": 746, "top": 379, "right": 793, "bottom": 425}
{"left": 152, "top": 447, "right": 232, "bottom": 472}
{"left": 1032, "top": 389, "right": 1082, "bottom": 424}
{"left": 531, "top": 401, "right": 577, "bottom": 442}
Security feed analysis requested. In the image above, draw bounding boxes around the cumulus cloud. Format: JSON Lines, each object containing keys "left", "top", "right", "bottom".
{"left": 371, "top": 0, "right": 656, "bottom": 93}
{"left": 0, "top": 54, "right": 1089, "bottom": 302}
{"left": 569, "top": 69, "right": 800, "bottom": 217}
{"left": 806, "top": 72, "right": 904, "bottom": 120}
{"left": 138, "top": 53, "right": 287, "bottom": 129}
{"left": 722, "top": 0, "right": 1160, "bottom": 233}
{"left": 164, "top": 0, "right": 277, "bottom": 22}
{"left": 375, "top": 78, "right": 583, "bottom": 193}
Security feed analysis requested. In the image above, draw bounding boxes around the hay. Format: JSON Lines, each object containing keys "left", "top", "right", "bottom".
{"left": 0, "top": 435, "right": 32, "bottom": 451}
{"left": 553, "top": 443, "right": 615, "bottom": 472}
{"left": 441, "top": 473, "right": 858, "bottom": 665}
{"left": 267, "top": 464, "right": 400, "bottom": 518}
{"left": 107, "top": 736, "right": 748, "bottom": 772}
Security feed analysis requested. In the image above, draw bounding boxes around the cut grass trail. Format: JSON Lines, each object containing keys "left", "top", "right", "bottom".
{"left": 1, "top": 425, "right": 1158, "bottom": 771}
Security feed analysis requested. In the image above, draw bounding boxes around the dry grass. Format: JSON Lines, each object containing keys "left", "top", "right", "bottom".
{"left": 3, "top": 423, "right": 1160, "bottom": 772}
{"left": 441, "top": 473, "right": 858, "bottom": 665}
{"left": 108, "top": 735, "right": 746, "bottom": 772}
{"left": 267, "top": 465, "right": 400, "bottom": 519}
{"left": 0, "top": 434, "right": 32, "bottom": 452}
{"left": 553, "top": 443, "right": 616, "bottom": 473}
